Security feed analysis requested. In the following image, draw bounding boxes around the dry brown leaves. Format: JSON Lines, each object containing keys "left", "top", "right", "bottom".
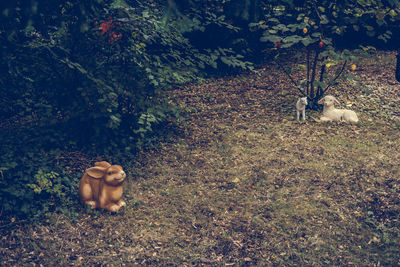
{"left": 1, "top": 51, "right": 399, "bottom": 266}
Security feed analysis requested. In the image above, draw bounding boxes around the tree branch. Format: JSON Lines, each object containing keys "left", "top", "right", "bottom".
{"left": 276, "top": 62, "right": 306, "bottom": 96}
{"left": 317, "top": 63, "right": 326, "bottom": 98}
{"left": 312, "top": 1, "right": 325, "bottom": 37}
{"left": 309, "top": 49, "right": 320, "bottom": 98}
{"left": 322, "top": 60, "right": 347, "bottom": 95}
{"left": 306, "top": 48, "right": 311, "bottom": 95}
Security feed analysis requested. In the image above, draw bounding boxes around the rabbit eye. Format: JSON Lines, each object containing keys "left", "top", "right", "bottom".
{"left": 108, "top": 172, "right": 112, "bottom": 175}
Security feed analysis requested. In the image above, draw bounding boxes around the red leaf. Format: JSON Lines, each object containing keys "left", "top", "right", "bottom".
{"left": 100, "top": 22, "right": 111, "bottom": 34}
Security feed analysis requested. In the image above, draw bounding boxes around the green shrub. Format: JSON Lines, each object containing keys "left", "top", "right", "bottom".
{"left": 0, "top": 141, "right": 79, "bottom": 218}
{"left": 0, "top": 0, "right": 257, "bottom": 219}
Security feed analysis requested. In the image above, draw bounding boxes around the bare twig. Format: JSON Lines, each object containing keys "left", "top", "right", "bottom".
{"left": 0, "top": 219, "right": 27, "bottom": 229}
{"left": 310, "top": 50, "right": 320, "bottom": 98}
{"left": 276, "top": 62, "right": 306, "bottom": 96}
{"left": 322, "top": 60, "right": 347, "bottom": 95}
{"left": 317, "top": 63, "right": 326, "bottom": 98}
{"left": 306, "top": 48, "right": 311, "bottom": 95}
{"left": 312, "top": 1, "right": 325, "bottom": 37}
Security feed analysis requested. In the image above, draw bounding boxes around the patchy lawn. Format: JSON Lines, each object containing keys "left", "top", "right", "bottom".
{"left": 1, "top": 51, "right": 399, "bottom": 266}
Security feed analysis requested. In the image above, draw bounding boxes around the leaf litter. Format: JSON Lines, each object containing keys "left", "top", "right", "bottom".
{"left": 1, "top": 51, "right": 399, "bottom": 266}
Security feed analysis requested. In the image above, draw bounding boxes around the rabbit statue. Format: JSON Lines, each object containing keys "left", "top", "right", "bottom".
{"left": 78, "top": 161, "right": 126, "bottom": 212}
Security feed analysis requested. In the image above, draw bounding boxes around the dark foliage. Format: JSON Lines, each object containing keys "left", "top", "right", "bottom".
{"left": 0, "top": 0, "right": 254, "bottom": 218}
{"left": 0, "top": 0, "right": 399, "bottom": 218}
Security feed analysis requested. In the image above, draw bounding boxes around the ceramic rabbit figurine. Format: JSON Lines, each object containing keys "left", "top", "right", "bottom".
{"left": 78, "top": 161, "right": 126, "bottom": 212}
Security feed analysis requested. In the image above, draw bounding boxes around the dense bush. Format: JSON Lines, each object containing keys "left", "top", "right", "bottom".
{"left": 0, "top": 129, "right": 79, "bottom": 219}
{"left": 0, "top": 0, "right": 255, "bottom": 218}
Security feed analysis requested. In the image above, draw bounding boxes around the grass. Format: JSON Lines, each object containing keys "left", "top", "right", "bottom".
{"left": 1, "top": 51, "right": 399, "bottom": 266}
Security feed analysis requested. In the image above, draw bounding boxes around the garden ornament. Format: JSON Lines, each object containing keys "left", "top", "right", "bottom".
{"left": 78, "top": 161, "right": 126, "bottom": 212}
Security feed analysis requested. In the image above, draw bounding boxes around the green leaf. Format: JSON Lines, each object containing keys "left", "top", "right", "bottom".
{"left": 268, "top": 18, "right": 280, "bottom": 23}
{"left": 111, "top": 0, "right": 129, "bottom": 9}
{"left": 320, "top": 15, "right": 329, "bottom": 24}
{"left": 301, "top": 36, "right": 312, "bottom": 46}
{"left": 260, "top": 35, "right": 281, "bottom": 43}
{"left": 142, "top": 11, "right": 150, "bottom": 18}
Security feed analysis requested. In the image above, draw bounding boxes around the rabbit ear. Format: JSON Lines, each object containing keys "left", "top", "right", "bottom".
{"left": 318, "top": 98, "right": 324, "bottom": 104}
{"left": 334, "top": 98, "right": 340, "bottom": 105}
{"left": 86, "top": 166, "right": 106, "bottom": 179}
{"left": 95, "top": 161, "right": 111, "bottom": 168}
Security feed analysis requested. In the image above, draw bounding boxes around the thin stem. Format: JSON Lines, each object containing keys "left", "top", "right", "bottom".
{"left": 310, "top": 49, "right": 320, "bottom": 99}
{"left": 317, "top": 63, "right": 326, "bottom": 99}
{"left": 306, "top": 48, "right": 311, "bottom": 96}
{"left": 322, "top": 60, "right": 347, "bottom": 95}
{"left": 312, "top": 1, "right": 325, "bottom": 37}
{"left": 276, "top": 62, "right": 306, "bottom": 97}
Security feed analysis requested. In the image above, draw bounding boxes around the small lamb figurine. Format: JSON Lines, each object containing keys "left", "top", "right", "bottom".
{"left": 78, "top": 161, "right": 127, "bottom": 212}
{"left": 318, "top": 95, "right": 359, "bottom": 123}
{"left": 296, "top": 97, "right": 308, "bottom": 121}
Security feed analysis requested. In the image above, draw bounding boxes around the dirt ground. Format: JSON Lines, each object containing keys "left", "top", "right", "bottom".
{"left": 1, "top": 51, "right": 399, "bottom": 266}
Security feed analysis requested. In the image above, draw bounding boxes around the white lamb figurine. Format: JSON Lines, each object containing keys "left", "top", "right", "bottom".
{"left": 318, "top": 95, "right": 359, "bottom": 123}
{"left": 296, "top": 97, "right": 308, "bottom": 121}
